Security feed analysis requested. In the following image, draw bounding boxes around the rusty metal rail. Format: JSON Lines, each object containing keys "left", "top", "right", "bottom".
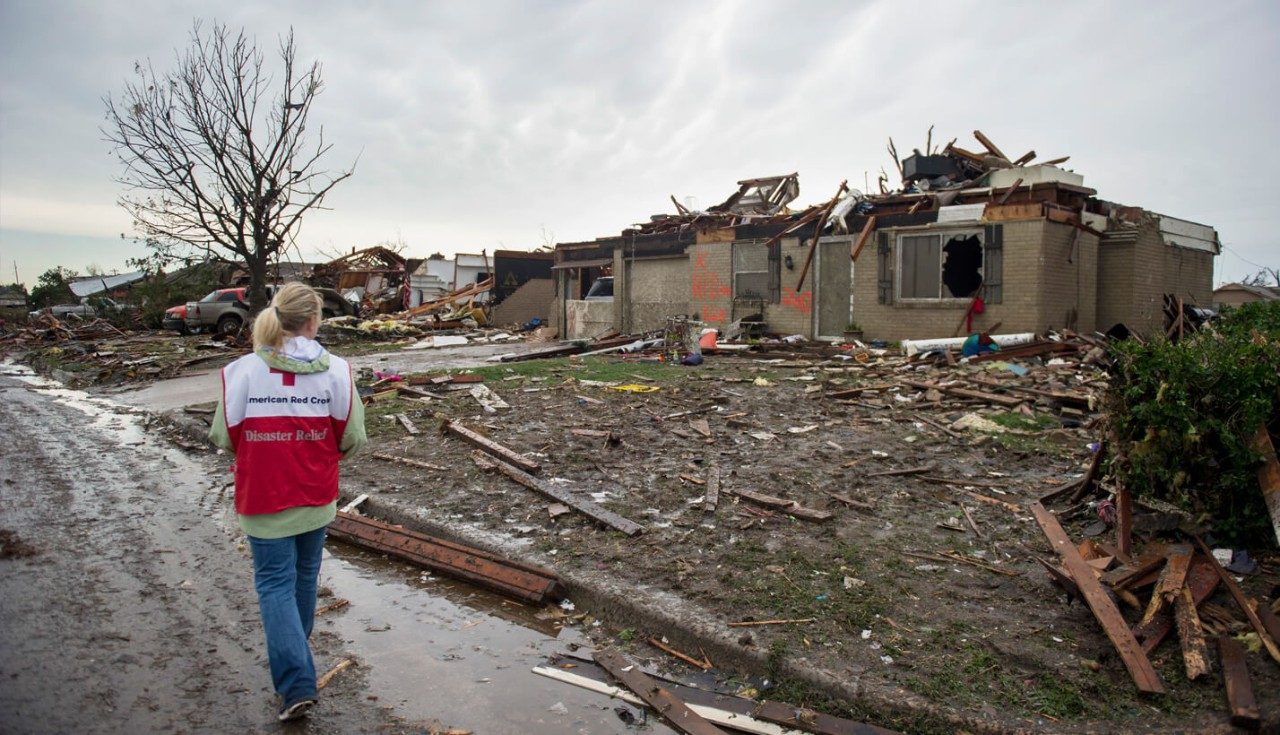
{"left": 328, "top": 511, "right": 559, "bottom": 603}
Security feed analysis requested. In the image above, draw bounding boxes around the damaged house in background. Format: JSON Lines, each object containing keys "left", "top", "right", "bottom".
{"left": 550, "top": 131, "right": 1219, "bottom": 341}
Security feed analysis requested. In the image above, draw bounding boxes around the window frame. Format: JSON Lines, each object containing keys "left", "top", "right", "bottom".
{"left": 731, "top": 239, "right": 777, "bottom": 303}
{"left": 895, "top": 228, "right": 985, "bottom": 303}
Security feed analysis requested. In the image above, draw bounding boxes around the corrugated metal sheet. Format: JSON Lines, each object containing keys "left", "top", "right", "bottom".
{"left": 69, "top": 271, "right": 146, "bottom": 297}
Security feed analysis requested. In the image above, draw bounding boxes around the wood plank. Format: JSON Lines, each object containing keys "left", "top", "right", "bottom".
{"left": 1030, "top": 502, "right": 1165, "bottom": 693}
{"left": 394, "top": 413, "right": 420, "bottom": 435}
{"left": 973, "top": 130, "right": 1009, "bottom": 161}
{"left": 1116, "top": 484, "right": 1132, "bottom": 557}
{"left": 865, "top": 464, "right": 934, "bottom": 478}
{"left": 752, "top": 700, "right": 902, "bottom": 735}
{"left": 370, "top": 452, "right": 445, "bottom": 471}
{"left": 996, "top": 178, "right": 1023, "bottom": 206}
{"left": 703, "top": 463, "right": 720, "bottom": 513}
{"left": 327, "top": 512, "right": 558, "bottom": 603}
{"left": 441, "top": 418, "right": 541, "bottom": 474}
{"left": 1172, "top": 585, "right": 1211, "bottom": 680}
{"left": 727, "top": 487, "right": 833, "bottom": 521}
{"left": 794, "top": 181, "right": 847, "bottom": 292}
{"left": 592, "top": 648, "right": 728, "bottom": 735}
{"left": 849, "top": 215, "right": 878, "bottom": 262}
{"left": 901, "top": 380, "right": 1022, "bottom": 407}
{"left": 1249, "top": 423, "right": 1280, "bottom": 546}
{"left": 1133, "top": 558, "right": 1219, "bottom": 655}
{"left": 1157, "top": 544, "right": 1192, "bottom": 602}
{"left": 1191, "top": 535, "right": 1280, "bottom": 664}
{"left": 1218, "top": 635, "right": 1261, "bottom": 729}
{"left": 472, "top": 452, "right": 644, "bottom": 536}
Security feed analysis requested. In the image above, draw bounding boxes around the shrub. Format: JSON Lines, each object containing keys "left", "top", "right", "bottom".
{"left": 1105, "top": 301, "right": 1280, "bottom": 547}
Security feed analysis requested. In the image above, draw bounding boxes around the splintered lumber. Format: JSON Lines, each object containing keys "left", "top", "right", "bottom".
{"left": 751, "top": 701, "right": 902, "bottom": 735}
{"left": 1157, "top": 545, "right": 1193, "bottom": 602}
{"left": 865, "top": 464, "right": 934, "bottom": 478}
{"left": 315, "top": 598, "right": 350, "bottom": 616}
{"left": 901, "top": 380, "right": 1022, "bottom": 408}
{"left": 1249, "top": 423, "right": 1280, "bottom": 546}
{"left": 1030, "top": 502, "right": 1164, "bottom": 693}
{"left": 1133, "top": 558, "right": 1219, "bottom": 654}
{"left": 1116, "top": 484, "right": 1133, "bottom": 557}
{"left": 370, "top": 452, "right": 446, "bottom": 471}
{"left": 703, "top": 463, "right": 720, "bottom": 513}
{"left": 441, "top": 417, "right": 541, "bottom": 474}
{"left": 316, "top": 658, "right": 355, "bottom": 690}
{"left": 727, "top": 488, "right": 833, "bottom": 521}
{"left": 1172, "top": 585, "right": 1211, "bottom": 680}
{"left": 472, "top": 453, "right": 644, "bottom": 536}
{"left": 328, "top": 511, "right": 559, "bottom": 603}
{"left": 593, "top": 648, "right": 727, "bottom": 735}
{"left": 648, "top": 637, "right": 711, "bottom": 671}
{"left": 1138, "top": 558, "right": 1175, "bottom": 627}
{"left": 849, "top": 215, "right": 878, "bottom": 262}
{"left": 972, "top": 129, "right": 1009, "bottom": 161}
{"left": 1102, "top": 554, "right": 1166, "bottom": 590}
{"left": 1191, "top": 535, "right": 1280, "bottom": 665}
{"left": 1218, "top": 636, "right": 1261, "bottom": 729}
{"left": 396, "top": 385, "right": 436, "bottom": 401}
{"left": 394, "top": 413, "right": 420, "bottom": 435}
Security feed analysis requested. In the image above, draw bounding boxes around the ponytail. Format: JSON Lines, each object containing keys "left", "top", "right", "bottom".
{"left": 252, "top": 283, "right": 324, "bottom": 351}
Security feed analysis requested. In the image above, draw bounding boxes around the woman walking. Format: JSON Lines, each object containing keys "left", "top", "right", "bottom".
{"left": 209, "top": 283, "right": 366, "bottom": 722}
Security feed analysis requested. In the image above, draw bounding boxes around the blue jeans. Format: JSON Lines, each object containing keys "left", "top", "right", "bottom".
{"left": 248, "top": 527, "right": 326, "bottom": 703}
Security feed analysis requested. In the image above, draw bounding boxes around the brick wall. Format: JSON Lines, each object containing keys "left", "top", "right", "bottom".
{"left": 1096, "top": 236, "right": 1135, "bottom": 332}
{"left": 688, "top": 242, "right": 734, "bottom": 327}
{"left": 853, "top": 219, "right": 1078, "bottom": 341}
{"left": 1165, "top": 246, "right": 1214, "bottom": 309}
{"left": 763, "top": 237, "right": 815, "bottom": 336}
{"left": 622, "top": 255, "right": 690, "bottom": 332}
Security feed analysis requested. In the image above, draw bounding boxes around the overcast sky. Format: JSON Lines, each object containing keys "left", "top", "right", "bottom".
{"left": 1, "top": 0, "right": 1277, "bottom": 288}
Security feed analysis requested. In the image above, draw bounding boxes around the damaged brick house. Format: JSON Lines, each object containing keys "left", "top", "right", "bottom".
{"left": 550, "top": 134, "right": 1219, "bottom": 341}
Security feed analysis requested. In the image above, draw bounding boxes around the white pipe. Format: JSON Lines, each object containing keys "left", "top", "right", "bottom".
{"left": 901, "top": 331, "right": 1035, "bottom": 356}
{"left": 532, "top": 666, "right": 806, "bottom": 735}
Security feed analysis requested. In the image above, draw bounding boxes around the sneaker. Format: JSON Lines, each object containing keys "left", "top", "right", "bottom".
{"left": 277, "top": 698, "right": 317, "bottom": 722}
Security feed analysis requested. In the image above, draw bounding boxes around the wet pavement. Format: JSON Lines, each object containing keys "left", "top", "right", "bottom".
{"left": 0, "top": 361, "right": 677, "bottom": 734}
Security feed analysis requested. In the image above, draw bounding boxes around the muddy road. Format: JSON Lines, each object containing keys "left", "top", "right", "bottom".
{"left": 0, "top": 364, "right": 675, "bottom": 735}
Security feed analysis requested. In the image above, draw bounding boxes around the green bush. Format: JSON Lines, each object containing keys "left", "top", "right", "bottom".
{"left": 1105, "top": 301, "right": 1280, "bottom": 547}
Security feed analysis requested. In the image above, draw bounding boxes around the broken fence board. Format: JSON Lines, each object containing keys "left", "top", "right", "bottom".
{"left": 1030, "top": 502, "right": 1165, "bottom": 693}
{"left": 395, "top": 413, "right": 420, "bottom": 435}
{"left": 1249, "top": 423, "right": 1280, "bottom": 547}
{"left": 901, "top": 379, "right": 1022, "bottom": 408}
{"left": 1133, "top": 557, "right": 1219, "bottom": 655}
{"left": 728, "top": 488, "right": 833, "bottom": 521}
{"left": 593, "top": 648, "right": 728, "bottom": 735}
{"left": 1218, "top": 635, "right": 1261, "bottom": 729}
{"left": 327, "top": 512, "right": 558, "bottom": 603}
{"left": 473, "top": 452, "right": 644, "bottom": 536}
{"left": 1172, "top": 585, "right": 1211, "bottom": 680}
{"left": 704, "top": 463, "right": 720, "bottom": 513}
{"left": 1191, "top": 535, "right": 1280, "bottom": 665}
{"left": 441, "top": 418, "right": 540, "bottom": 474}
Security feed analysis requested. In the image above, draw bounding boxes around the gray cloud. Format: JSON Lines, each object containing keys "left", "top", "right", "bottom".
{"left": 2, "top": 0, "right": 1277, "bottom": 286}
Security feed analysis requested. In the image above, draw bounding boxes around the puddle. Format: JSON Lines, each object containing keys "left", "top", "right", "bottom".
{"left": 317, "top": 544, "right": 677, "bottom": 734}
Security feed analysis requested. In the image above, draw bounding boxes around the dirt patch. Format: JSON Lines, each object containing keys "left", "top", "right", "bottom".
{"left": 342, "top": 353, "right": 1278, "bottom": 733}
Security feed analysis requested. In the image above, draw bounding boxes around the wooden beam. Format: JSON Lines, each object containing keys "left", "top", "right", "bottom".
{"left": 1248, "top": 423, "right": 1280, "bottom": 546}
{"left": 901, "top": 380, "right": 1022, "bottom": 408}
{"left": 794, "top": 181, "right": 848, "bottom": 292}
{"left": 972, "top": 130, "right": 1009, "bottom": 161}
{"left": 593, "top": 648, "right": 728, "bottom": 735}
{"left": 1172, "top": 585, "right": 1211, "bottom": 680}
{"left": 1218, "top": 636, "right": 1261, "bottom": 729}
{"left": 1012, "top": 150, "right": 1036, "bottom": 166}
{"left": 394, "top": 413, "right": 420, "bottom": 435}
{"left": 440, "top": 417, "right": 541, "bottom": 474}
{"left": 1030, "top": 502, "right": 1165, "bottom": 693}
{"left": 1133, "top": 556, "right": 1218, "bottom": 654}
{"left": 995, "top": 178, "right": 1023, "bottom": 206}
{"left": 703, "top": 462, "right": 720, "bottom": 513}
{"left": 728, "top": 487, "right": 833, "bottom": 521}
{"left": 849, "top": 215, "right": 878, "bottom": 262}
{"left": 472, "top": 452, "right": 644, "bottom": 536}
{"left": 1040, "top": 156, "right": 1070, "bottom": 166}
{"left": 1156, "top": 544, "right": 1193, "bottom": 602}
{"left": 1191, "top": 534, "right": 1280, "bottom": 664}
{"left": 944, "top": 143, "right": 986, "bottom": 166}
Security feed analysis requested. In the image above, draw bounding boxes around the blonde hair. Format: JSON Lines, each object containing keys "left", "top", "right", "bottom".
{"left": 252, "top": 282, "right": 323, "bottom": 351}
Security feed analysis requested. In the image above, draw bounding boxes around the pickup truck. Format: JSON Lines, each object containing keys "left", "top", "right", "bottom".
{"left": 30, "top": 297, "right": 134, "bottom": 319}
{"left": 184, "top": 286, "right": 357, "bottom": 335}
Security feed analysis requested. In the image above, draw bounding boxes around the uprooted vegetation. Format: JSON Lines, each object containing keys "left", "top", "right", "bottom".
{"left": 1106, "top": 301, "right": 1280, "bottom": 546}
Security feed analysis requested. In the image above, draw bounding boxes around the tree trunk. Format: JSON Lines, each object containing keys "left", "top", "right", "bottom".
{"left": 246, "top": 254, "right": 269, "bottom": 317}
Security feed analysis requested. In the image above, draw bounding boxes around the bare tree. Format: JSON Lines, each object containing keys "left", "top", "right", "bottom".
{"left": 1242, "top": 266, "right": 1280, "bottom": 287}
{"left": 104, "top": 21, "right": 353, "bottom": 312}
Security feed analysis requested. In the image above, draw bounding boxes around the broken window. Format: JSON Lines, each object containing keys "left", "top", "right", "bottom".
{"left": 897, "top": 230, "right": 986, "bottom": 300}
{"left": 733, "top": 241, "right": 772, "bottom": 301}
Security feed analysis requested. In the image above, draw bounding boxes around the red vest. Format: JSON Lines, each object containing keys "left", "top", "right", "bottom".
{"left": 220, "top": 352, "right": 354, "bottom": 515}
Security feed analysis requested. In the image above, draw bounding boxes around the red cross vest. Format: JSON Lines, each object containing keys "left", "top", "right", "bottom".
{"left": 220, "top": 351, "right": 355, "bottom": 516}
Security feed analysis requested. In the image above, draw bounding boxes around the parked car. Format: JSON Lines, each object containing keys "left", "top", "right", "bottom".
{"left": 162, "top": 304, "right": 194, "bottom": 335}
{"left": 29, "top": 297, "right": 134, "bottom": 319}
{"left": 184, "top": 286, "right": 358, "bottom": 335}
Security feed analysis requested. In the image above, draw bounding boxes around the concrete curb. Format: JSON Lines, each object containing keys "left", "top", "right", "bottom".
{"left": 344, "top": 493, "right": 1071, "bottom": 735}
